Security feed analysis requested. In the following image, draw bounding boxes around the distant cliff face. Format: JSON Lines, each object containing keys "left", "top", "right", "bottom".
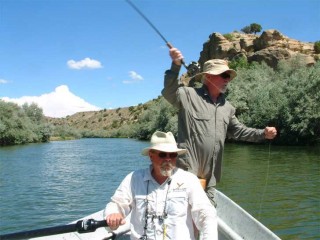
{"left": 198, "top": 30, "right": 318, "bottom": 69}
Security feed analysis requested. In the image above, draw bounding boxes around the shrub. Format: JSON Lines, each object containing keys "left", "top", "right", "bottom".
{"left": 223, "top": 33, "right": 234, "bottom": 41}
{"left": 314, "top": 41, "right": 320, "bottom": 54}
{"left": 241, "top": 23, "right": 262, "bottom": 34}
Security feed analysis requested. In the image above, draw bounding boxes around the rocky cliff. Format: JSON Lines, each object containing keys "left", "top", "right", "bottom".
{"left": 198, "top": 29, "right": 318, "bottom": 69}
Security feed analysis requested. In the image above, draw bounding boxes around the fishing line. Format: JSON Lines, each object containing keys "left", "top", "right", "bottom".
{"left": 258, "top": 140, "right": 272, "bottom": 220}
{"left": 125, "top": 0, "right": 188, "bottom": 69}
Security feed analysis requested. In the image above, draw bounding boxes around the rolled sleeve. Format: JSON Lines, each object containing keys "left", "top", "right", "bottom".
{"left": 105, "top": 173, "right": 133, "bottom": 218}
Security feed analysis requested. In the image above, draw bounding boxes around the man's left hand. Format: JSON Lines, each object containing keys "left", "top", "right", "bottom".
{"left": 264, "top": 127, "right": 277, "bottom": 139}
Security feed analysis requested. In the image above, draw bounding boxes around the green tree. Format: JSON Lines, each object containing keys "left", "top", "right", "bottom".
{"left": 250, "top": 23, "right": 262, "bottom": 34}
{"left": 0, "top": 101, "right": 52, "bottom": 145}
{"left": 241, "top": 26, "right": 251, "bottom": 34}
{"left": 0, "top": 101, "right": 35, "bottom": 145}
{"left": 314, "top": 41, "right": 320, "bottom": 54}
{"left": 241, "top": 23, "right": 262, "bottom": 34}
{"left": 22, "top": 102, "right": 44, "bottom": 123}
{"left": 131, "top": 97, "right": 178, "bottom": 140}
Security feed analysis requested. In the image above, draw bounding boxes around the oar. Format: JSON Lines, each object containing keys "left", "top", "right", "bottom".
{"left": 0, "top": 219, "right": 117, "bottom": 240}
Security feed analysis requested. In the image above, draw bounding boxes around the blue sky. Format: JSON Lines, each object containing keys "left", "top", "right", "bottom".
{"left": 1, "top": 0, "right": 319, "bottom": 117}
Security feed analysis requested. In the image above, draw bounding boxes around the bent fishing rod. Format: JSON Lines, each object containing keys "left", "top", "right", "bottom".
{"left": 125, "top": 0, "right": 200, "bottom": 77}
{"left": 0, "top": 218, "right": 127, "bottom": 240}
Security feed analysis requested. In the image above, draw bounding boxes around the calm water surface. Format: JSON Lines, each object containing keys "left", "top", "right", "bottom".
{"left": 0, "top": 139, "right": 319, "bottom": 240}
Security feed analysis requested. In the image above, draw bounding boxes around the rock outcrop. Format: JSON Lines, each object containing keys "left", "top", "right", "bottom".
{"left": 198, "top": 30, "right": 318, "bottom": 69}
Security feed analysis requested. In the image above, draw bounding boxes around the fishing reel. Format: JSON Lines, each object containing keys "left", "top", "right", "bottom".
{"left": 186, "top": 61, "right": 201, "bottom": 77}
{"left": 179, "top": 61, "right": 201, "bottom": 87}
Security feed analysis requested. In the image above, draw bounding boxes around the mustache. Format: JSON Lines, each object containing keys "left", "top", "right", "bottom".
{"left": 161, "top": 162, "right": 174, "bottom": 168}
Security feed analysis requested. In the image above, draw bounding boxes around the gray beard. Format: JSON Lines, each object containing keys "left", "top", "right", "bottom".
{"left": 160, "top": 163, "right": 174, "bottom": 177}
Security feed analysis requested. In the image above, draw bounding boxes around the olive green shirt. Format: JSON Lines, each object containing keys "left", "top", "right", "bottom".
{"left": 162, "top": 63, "right": 265, "bottom": 188}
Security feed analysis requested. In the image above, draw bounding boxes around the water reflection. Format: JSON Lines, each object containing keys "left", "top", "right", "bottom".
{"left": 218, "top": 143, "right": 320, "bottom": 240}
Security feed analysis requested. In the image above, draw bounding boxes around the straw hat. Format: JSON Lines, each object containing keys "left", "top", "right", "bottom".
{"left": 141, "top": 131, "right": 187, "bottom": 156}
{"left": 194, "top": 59, "right": 237, "bottom": 81}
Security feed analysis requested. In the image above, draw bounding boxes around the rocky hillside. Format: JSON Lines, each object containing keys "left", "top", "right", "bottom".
{"left": 47, "top": 98, "right": 158, "bottom": 132}
{"left": 198, "top": 29, "right": 318, "bottom": 69}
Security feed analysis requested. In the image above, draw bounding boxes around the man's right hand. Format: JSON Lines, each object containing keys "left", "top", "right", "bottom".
{"left": 169, "top": 48, "right": 184, "bottom": 66}
{"left": 106, "top": 213, "right": 126, "bottom": 230}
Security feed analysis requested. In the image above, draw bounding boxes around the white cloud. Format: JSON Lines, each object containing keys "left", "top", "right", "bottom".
{"left": 67, "top": 57, "right": 103, "bottom": 69}
{"left": 0, "top": 79, "right": 8, "bottom": 84}
{"left": 123, "top": 71, "right": 144, "bottom": 84}
{"left": 1, "top": 85, "right": 101, "bottom": 118}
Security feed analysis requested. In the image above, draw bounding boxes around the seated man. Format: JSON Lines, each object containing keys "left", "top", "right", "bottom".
{"left": 104, "top": 131, "right": 217, "bottom": 240}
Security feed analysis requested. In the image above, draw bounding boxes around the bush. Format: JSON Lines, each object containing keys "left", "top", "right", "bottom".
{"left": 0, "top": 101, "right": 52, "bottom": 145}
{"left": 223, "top": 33, "right": 234, "bottom": 41}
{"left": 227, "top": 57, "right": 320, "bottom": 145}
{"left": 314, "top": 41, "right": 320, "bottom": 54}
{"left": 241, "top": 23, "right": 262, "bottom": 34}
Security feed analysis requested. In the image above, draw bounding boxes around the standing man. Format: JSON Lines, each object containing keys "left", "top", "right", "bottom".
{"left": 162, "top": 48, "right": 277, "bottom": 205}
{"left": 105, "top": 131, "right": 217, "bottom": 240}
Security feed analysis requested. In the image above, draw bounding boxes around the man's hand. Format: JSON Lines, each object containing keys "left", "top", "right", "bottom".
{"left": 169, "top": 48, "right": 184, "bottom": 66}
{"left": 106, "top": 213, "right": 126, "bottom": 230}
{"left": 264, "top": 127, "right": 277, "bottom": 139}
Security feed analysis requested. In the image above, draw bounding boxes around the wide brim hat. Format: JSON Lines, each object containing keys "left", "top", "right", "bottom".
{"left": 194, "top": 59, "right": 237, "bottom": 81}
{"left": 141, "top": 131, "right": 187, "bottom": 156}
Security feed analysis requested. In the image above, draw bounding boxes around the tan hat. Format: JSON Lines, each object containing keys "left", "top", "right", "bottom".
{"left": 194, "top": 59, "right": 237, "bottom": 81}
{"left": 141, "top": 131, "right": 187, "bottom": 156}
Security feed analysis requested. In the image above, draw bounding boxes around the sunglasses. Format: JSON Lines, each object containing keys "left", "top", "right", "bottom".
{"left": 219, "top": 72, "right": 231, "bottom": 80}
{"left": 157, "top": 152, "right": 178, "bottom": 159}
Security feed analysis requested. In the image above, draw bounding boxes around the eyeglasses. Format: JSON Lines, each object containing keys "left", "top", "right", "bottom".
{"left": 219, "top": 72, "right": 231, "bottom": 80}
{"left": 157, "top": 152, "right": 178, "bottom": 159}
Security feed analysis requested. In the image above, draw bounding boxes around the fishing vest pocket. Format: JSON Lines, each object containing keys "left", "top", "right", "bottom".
{"left": 191, "top": 111, "right": 215, "bottom": 137}
{"left": 167, "top": 191, "right": 188, "bottom": 217}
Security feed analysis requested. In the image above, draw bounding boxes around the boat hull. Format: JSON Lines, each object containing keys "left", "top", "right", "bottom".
{"left": 28, "top": 190, "right": 280, "bottom": 240}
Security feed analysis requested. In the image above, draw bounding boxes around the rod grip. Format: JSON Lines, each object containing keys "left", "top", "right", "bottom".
{"left": 166, "top": 42, "right": 173, "bottom": 49}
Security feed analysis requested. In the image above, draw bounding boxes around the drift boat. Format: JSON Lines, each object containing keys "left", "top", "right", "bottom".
{"left": 0, "top": 190, "right": 281, "bottom": 240}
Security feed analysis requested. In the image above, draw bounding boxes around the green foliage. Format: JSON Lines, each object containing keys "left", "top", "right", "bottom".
{"left": 241, "top": 23, "right": 262, "bottom": 34}
{"left": 223, "top": 33, "right": 234, "bottom": 41}
{"left": 0, "top": 101, "right": 52, "bottom": 145}
{"left": 314, "top": 41, "right": 320, "bottom": 54}
{"left": 229, "top": 56, "right": 250, "bottom": 70}
{"left": 52, "top": 124, "right": 81, "bottom": 139}
{"left": 250, "top": 23, "right": 262, "bottom": 34}
{"left": 228, "top": 57, "right": 320, "bottom": 145}
{"left": 126, "top": 97, "right": 178, "bottom": 140}
{"left": 241, "top": 26, "right": 251, "bottom": 34}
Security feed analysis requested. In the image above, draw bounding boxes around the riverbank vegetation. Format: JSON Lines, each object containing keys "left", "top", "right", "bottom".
{"left": 0, "top": 102, "right": 52, "bottom": 145}
{"left": 1, "top": 57, "right": 319, "bottom": 146}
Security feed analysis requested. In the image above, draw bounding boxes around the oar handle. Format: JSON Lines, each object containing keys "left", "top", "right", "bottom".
{"left": 0, "top": 219, "right": 108, "bottom": 240}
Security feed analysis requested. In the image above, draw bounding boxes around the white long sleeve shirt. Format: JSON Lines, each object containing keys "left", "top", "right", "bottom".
{"left": 105, "top": 166, "right": 217, "bottom": 240}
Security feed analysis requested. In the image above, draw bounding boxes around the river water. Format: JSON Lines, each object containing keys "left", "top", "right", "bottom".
{"left": 0, "top": 139, "right": 319, "bottom": 239}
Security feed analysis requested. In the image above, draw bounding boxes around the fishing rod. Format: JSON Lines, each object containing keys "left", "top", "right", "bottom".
{"left": 0, "top": 218, "right": 127, "bottom": 240}
{"left": 125, "top": 0, "right": 200, "bottom": 77}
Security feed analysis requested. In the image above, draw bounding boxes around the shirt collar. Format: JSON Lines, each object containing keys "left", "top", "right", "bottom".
{"left": 202, "top": 85, "right": 226, "bottom": 104}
